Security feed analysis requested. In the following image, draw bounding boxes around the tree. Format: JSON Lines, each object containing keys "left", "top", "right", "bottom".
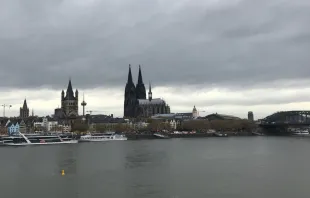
{"left": 209, "top": 120, "right": 223, "bottom": 130}
{"left": 147, "top": 120, "right": 162, "bottom": 131}
{"left": 159, "top": 122, "right": 171, "bottom": 131}
{"left": 95, "top": 124, "right": 109, "bottom": 132}
{"left": 182, "top": 120, "right": 210, "bottom": 131}
{"left": 114, "top": 123, "right": 131, "bottom": 132}
{"left": 72, "top": 122, "right": 88, "bottom": 132}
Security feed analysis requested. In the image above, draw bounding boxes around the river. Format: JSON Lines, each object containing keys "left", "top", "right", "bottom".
{"left": 0, "top": 137, "right": 310, "bottom": 198}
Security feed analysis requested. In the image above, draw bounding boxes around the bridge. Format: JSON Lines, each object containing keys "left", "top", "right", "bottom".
{"left": 260, "top": 111, "right": 310, "bottom": 125}
{"left": 259, "top": 111, "right": 310, "bottom": 134}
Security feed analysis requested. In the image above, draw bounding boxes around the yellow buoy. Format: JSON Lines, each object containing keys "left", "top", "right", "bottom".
{"left": 61, "top": 170, "right": 65, "bottom": 176}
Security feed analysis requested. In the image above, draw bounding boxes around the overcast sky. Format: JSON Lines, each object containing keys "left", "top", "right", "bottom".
{"left": 1, "top": 0, "right": 310, "bottom": 119}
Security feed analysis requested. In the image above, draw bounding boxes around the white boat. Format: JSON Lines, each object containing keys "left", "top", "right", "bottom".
{"left": 292, "top": 129, "right": 309, "bottom": 136}
{"left": 214, "top": 132, "right": 228, "bottom": 137}
{"left": 79, "top": 132, "right": 127, "bottom": 142}
{"left": 153, "top": 133, "right": 170, "bottom": 139}
{"left": 0, "top": 132, "right": 78, "bottom": 146}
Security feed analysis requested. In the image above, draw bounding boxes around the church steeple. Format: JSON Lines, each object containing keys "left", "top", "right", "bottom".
{"left": 127, "top": 64, "right": 134, "bottom": 85}
{"left": 148, "top": 81, "right": 152, "bottom": 101}
{"left": 61, "top": 78, "right": 79, "bottom": 117}
{"left": 66, "top": 78, "right": 75, "bottom": 99}
{"left": 137, "top": 65, "right": 143, "bottom": 84}
{"left": 23, "top": 98, "right": 28, "bottom": 109}
{"left": 20, "top": 98, "right": 29, "bottom": 118}
{"left": 136, "top": 65, "right": 146, "bottom": 99}
{"left": 124, "top": 64, "right": 138, "bottom": 118}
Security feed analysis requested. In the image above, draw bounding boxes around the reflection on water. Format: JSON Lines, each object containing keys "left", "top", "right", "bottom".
{"left": 0, "top": 144, "right": 80, "bottom": 198}
{"left": 54, "top": 144, "right": 79, "bottom": 198}
{"left": 2, "top": 138, "right": 310, "bottom": 197}
{"left": 123, "top": 140, "right": 172, "bottom": 198}
{"left": 56, "top": 145, "right": 77, "bottom": 175}
{"left": 125, "top": 140, "right": 169, "bottom": 169}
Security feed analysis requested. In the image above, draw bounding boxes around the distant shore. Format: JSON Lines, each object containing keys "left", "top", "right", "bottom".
{"left": 126, "top": 131, "right": 253, "bottom": 140}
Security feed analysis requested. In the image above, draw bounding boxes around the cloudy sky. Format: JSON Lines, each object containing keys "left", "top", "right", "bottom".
{"left": 0, "top": 0, "right": 310, "bottom": 119}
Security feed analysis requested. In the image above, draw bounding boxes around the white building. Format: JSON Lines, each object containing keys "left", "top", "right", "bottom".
{"left": 33, "top": 117, "right": 59, "bottom": 132}
{"left": 58, "top": 124, "right": 71, "bottom": 132}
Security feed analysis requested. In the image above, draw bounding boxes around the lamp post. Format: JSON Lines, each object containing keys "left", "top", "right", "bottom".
{"left": 1, "top": 104, "right": 12, "bottom": 117}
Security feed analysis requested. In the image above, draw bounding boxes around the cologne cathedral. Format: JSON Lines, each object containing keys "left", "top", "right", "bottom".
{"left": 124, "top": 65, "right": 170, "bottom": 118}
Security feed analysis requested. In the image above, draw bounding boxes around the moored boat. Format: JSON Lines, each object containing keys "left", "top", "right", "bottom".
{"left": 291, "top": 129, "right": 309, "bottom": 136}
{"left": 0, "top": 132, "right": 78, "bottom": 146}
{"left": 153, "top": 133, "right": 170, "bottom": 139}
{"left": 79, "top": 132, "right": 127, "bottom": 142}
{"left": 214, "top": 132, "right": 228, "bottom": 137}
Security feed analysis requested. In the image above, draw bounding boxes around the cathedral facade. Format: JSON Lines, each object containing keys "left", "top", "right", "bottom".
{"left": 61, "top": 79, "right": 79, "bottom": 118}
{"left": 124, "top": 65, "right": 170, "bottom": 118}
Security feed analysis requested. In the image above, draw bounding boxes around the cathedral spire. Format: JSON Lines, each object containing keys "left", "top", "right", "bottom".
{"left": 148, "top": 81, "right": 152, "bottom": 101}
{"left": 66, "top": 78, "right": 74, "bottom": 99}
{"left": 137, "top": 65, "right": 143, "bottom": 84}
{"left": 135, "top": 65, "right": 146, "bottom": 99}
{"left": 127, "top": 64, "right": 134, "bottom": 84}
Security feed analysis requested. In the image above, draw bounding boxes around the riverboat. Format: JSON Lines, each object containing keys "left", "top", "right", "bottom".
{"left": 79, "top": 132, "right": 127, "bottom": 142}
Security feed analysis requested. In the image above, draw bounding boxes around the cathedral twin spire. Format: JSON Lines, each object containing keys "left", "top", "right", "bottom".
{"left": 126, "top": 64, "right": 151, "bottom": 100}
{"left": 127, "top": 65, "right": 134, "bottom": 85}
{"left": 137, "top": 65, "right": 143, "bottom": 84}
{"left": 126, "top": 64, "right": 143, "bottom": 84}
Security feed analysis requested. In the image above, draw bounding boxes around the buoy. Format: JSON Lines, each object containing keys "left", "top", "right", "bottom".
{"left": 61, "top": 170, "right": 65, "bottom": 176}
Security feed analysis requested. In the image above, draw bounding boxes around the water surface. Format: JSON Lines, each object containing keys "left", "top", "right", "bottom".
{"left": 1, "top": 137, "right": 310, "bottom": 198}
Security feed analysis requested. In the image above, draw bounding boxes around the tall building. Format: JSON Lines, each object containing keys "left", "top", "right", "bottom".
{"left": 124, "top": 65, "right": 170, "bottom": 118}
{"left": 61, "top": 79, "right": 79, "bottom": 117}
{"left": 20, "top": 99, "right": 29, "bottom": 118}
{"left": 248, "top": 111, "right": 254, "bottom": 121}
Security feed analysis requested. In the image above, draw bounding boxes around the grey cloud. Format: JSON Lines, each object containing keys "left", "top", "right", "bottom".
{"left": 0, "top": 0, "right": 310, "bottom": 90}
{"left": 171, "top": 90, "right": 310, "bottom": 107}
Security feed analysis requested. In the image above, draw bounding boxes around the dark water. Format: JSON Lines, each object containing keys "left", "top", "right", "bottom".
{"left": 1, "top": 137, "right": 310, "bottom": 198}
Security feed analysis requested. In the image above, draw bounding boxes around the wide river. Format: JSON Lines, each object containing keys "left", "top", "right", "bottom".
{"left": 1, "top": 137, "right": 310, "bottom": 198}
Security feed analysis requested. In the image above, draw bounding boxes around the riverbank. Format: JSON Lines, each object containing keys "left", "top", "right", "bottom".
{"left": 0, "top": 131, "right": 255, "bottom": 142}
{"left": 126, "top": 132, "right": 253, "bottom": 140}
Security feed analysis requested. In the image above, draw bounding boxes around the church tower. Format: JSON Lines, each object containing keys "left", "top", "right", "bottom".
{"left": 20, "top": 99, "right": 29, "bottom": 118}
{"left": 135, "top": 65, "right": 146, "bottom": 99}
{"left": 124, "top": 65, "right": 138, "bottom": 118}
{"left": 192, "top": 105, "right": 198, "bottom": 118}
{"left": 61, "top": 79, "right": 79, "bottom": 117}
{"left": 148, "top": 81, "right": 152, "bottom": 101}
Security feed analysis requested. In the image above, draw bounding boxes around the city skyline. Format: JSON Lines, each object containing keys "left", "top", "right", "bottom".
{"left": 1, "top": 0, "right": 310, "bottom": 119}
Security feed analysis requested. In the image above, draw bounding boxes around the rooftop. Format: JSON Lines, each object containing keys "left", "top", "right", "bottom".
{"left": 138, "top": 98, "right": 166, "bottom": 105}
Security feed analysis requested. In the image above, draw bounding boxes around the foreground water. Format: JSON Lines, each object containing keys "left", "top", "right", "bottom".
{"left": 1, "top": 137, "right": 310, "bottom": 198}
